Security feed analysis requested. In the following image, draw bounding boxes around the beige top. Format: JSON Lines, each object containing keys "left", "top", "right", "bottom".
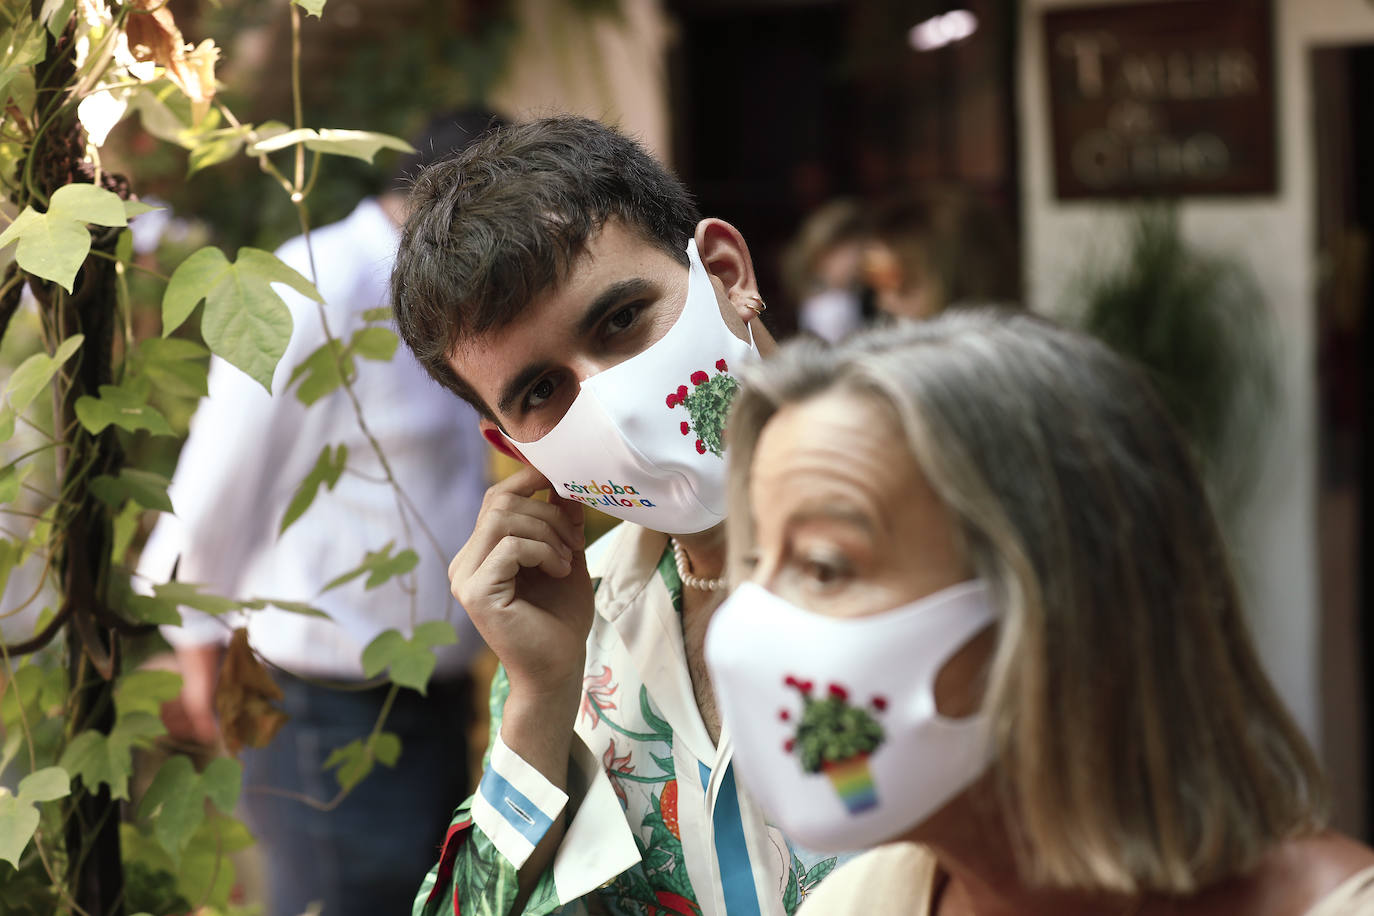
{"left": 797, "top": 843, "right": 1374, "bottom": 916}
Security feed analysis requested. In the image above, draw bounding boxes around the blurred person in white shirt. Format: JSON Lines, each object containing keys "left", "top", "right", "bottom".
{"left": 137, "top": 109, "right": 506, "bottom": 916}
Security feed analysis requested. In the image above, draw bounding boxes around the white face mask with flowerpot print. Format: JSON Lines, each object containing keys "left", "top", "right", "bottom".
{"left": 705, "top": 580, "right": 997, "bottom": 853}
{"left": 505, "top": 239, "right": 758, "bottom": 535}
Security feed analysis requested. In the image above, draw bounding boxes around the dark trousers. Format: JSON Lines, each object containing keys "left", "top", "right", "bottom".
{"left": 240, "top": 675, "right": 473, "bottom": 916}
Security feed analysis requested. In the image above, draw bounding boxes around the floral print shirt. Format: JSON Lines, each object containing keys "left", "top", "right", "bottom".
{"left": 412, "top": 524, "right": 844, "bottom": 916}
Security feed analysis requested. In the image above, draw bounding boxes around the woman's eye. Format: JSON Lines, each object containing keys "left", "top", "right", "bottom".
{"left": 525, "top": 377, "right": 556, "bottom": 411}
{"left": 800, "top": 556, "right": 849, "bottom": 588}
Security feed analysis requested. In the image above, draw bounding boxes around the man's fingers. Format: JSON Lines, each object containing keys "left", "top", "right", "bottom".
{"left": 485, "top": 464, "right": 554, "bottom": 501}
{"left": 549, "top": 494, "right": 587, "bottom": 548}
{"left": 490, "top": 496, "right": 582, "bottom": 550}
{"left": 484, "top": 535, "right": 573, "bottom": 585}
{"left": 491, "top": 513, "right": 576, "bottom": 558}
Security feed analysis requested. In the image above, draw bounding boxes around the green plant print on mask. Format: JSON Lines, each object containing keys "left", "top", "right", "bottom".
{"left": 666, "top": 359, "right": 739, "bottom": 457}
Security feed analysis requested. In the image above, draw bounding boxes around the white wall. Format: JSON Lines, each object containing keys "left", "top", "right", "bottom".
{"left": 491, "top": 0, "right": 672, "bottom": 160}
{"left": 1019, "top": 0, "right": 1374, "bottom": 743}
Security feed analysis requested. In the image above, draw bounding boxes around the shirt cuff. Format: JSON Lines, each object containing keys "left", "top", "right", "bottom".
{"left": 471, "top": 729, "right": 569, "bottom": 869}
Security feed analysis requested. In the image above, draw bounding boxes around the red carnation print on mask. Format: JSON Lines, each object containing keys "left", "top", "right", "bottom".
{"left": 779, "top": 709, "right": 791, "bottom": 721}
{"left": 783, "top": 676, "right": 886, "bottom": 814}
{"left": 871, "top": 695, "right": 888, "bottom": 712}
{"left": 666, "top": 359, "right": 739, "bottom": 458}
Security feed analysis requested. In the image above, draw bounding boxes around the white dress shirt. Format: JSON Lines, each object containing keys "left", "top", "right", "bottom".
{"left": 138, "top": 198, "right": 488, "bottom": 679}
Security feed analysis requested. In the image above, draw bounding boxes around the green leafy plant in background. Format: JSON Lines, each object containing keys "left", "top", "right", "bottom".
{"left": 1069, "top": 207, "right": 1278, "bottom": 522}
{"left": 0, "top": 2, "right": 463, "bottom": 913}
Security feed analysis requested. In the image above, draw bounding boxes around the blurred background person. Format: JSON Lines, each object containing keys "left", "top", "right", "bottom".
{"left": 708, "top": 311, "right": 1374, "bottom": 916}
{"left": 138, "top": 108, "right": 506, "bottom": 916}
{"left": 783, "top": 198, "right": 873, "bottom": 342}
{"left": 864, "top": 187, "right": 1020, "bottom": 321}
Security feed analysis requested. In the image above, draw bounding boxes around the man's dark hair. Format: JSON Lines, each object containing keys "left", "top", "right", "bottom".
{"left": 388, "top": 108, "right": 508, "bottom": 192}
{"left": 391, "top": 116, "right": 702, "bottom": 413}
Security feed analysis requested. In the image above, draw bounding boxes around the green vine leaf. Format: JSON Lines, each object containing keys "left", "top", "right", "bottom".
{"left": 153, "top": 582, "right": 241, "bottom": 616}
{"left": 0, "top": 763, "right": 68, "bottom": 867}
{"left": 289, "top": 339, "right": 352, "bottom": 406}
{"left": 249, "top": 127, "right": 413, "bottom": 164}
{"left": 280, "top": 443, "right": 348, "bottom": 534}
{"left": 132, "top": 337, "right": 210, "bottom": 400}
{"left": 139, "top": 756, "right": 203, "bottom": 861}
{"left": 137, "top": 755, "right": 241, "bottom": 863}
{"left": 40, "top": 0, "right": 73, "bottom": 37}
{"left": 323, "top": 738, "right": 373, "bottom": 792}
{"left": 373, "top": 731, "right": 401, "bottom": 767}
{"left": 124, "top": 200, "right": 159, "bottom": 219}
{"left": 114, "top": 670, "right": 184, "bottom": 719}
{"left": 186, "top": 125, "right": 254, "bottom": 176}
{"left": 0, "top": 462, "right": 31, "bottom": 504}
{"left": 201, "top": 757, "right": 242, "bottom": 814}
{"left": 360, "top": 621, "right": 457, "bottom": 694}
{"left": 59, "top": 712, "right": 166, "bottom": 801}
{"left": 255, "top": 597, "right": 331, "bottom": 618}
{"left": 292, "top": 0, "right": 328, "bottom": 17}
{"left": 0, "top": 185, "right": 130, "bottom": 291}
{"left": 18, "top": 767, "right": 70, "bottom": 804}
{"left": 321, "top": 541, "right": 419, "bottom": 595}
{"left": 89, "top": 468, "right": 174, "bottom": 513}
{"left": 113, "top": 586, "right": 183, "bottom": 627}
{"left": 74, "top": 383, "right": 175, "bottom": 436}
{"left": 349, "top": 326, "right": 398, "bottom": 361}
{"left": 162, "top": 247, "right": 318, "bottom": 390}
{"left": 4, "top": 334, "right": 83, "bottom": 414}
{"left": 0, "top": 791, "right": 39, "bottom": 867}
{"left": 0, "top": 16, "right": 46, "bottom": 101}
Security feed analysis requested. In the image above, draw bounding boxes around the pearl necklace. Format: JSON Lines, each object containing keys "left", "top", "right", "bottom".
{"left": 670, "top": 538, "right": 728, "bottom": 592}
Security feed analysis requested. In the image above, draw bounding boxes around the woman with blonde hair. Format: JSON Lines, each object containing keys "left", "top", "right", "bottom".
{"left": 705, "top": 311, "right": 1374, "bottom": 915}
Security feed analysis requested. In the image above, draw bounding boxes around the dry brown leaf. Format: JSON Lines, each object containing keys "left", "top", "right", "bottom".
{"left": 215, "top": 628, "right": 288, "bottom": 754}
{"left": 124, "top": 1, "right": 218, "bottom": 122}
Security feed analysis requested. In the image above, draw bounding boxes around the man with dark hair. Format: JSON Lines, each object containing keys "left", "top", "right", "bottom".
{"left": 141, "top": 109, "right": 506, "bottom": 916}
{"left": 395, "top": 116, "right": 842, "bottom": 916}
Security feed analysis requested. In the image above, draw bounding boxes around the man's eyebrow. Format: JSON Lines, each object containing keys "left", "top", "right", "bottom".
{"left": 495, "top": 278, "right": 658, "bottom": 419}
{"left": 575, "top": 277, "right": 656, "bottom": 337}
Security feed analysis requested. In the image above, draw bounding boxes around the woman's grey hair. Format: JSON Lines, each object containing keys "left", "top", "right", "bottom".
{"left": 725, "top": 309, "right": 1326, "bottom": 895}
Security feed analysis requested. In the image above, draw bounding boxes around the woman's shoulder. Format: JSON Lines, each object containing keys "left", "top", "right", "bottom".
{"left": 1205, "top": 833, "right": 1374, "bottom": 916}
{"left": 797, "top": 843, "right": 939, "bottom": 916}
{"left": 1290, "top": 834, "right": 1374, "bottom": 915}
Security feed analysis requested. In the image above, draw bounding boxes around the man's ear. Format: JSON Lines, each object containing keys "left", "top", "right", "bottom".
{"left": 480, "top": 418, "right": 529, "bottom": 464}
{"left": 694, "top": 218, "right": 761, "bottom": 328}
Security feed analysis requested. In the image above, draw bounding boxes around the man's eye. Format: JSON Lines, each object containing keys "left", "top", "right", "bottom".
{"left": 605, "top": 303, "right": 644, "bottom": 336}
{"left": 525, "top": 377, "right": 556, "bottom": 410}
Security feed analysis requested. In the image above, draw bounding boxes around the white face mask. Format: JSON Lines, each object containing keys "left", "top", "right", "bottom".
{"left": 704, "top": 580, "right": 996, "bottom": 852}
{"left": 505, "top": 239, "right": 758, "bottom": 535}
